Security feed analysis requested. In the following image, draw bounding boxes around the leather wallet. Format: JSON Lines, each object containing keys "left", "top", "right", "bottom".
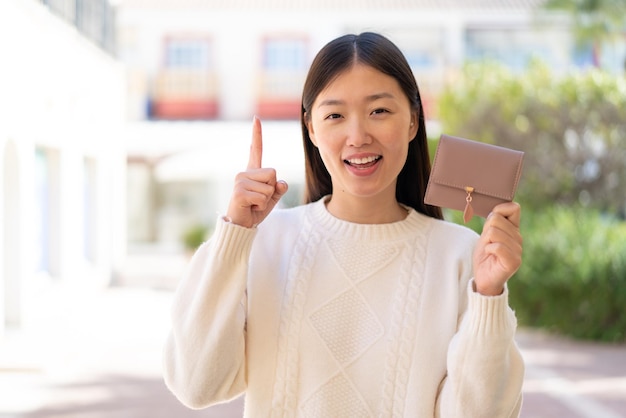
{"left": 424, "top": 134, "right": 524, "bottom": 223}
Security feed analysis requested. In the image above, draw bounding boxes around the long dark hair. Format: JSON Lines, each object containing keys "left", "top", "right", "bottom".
{"left": 300, "top": 32, "right": 443, "bottom": 220}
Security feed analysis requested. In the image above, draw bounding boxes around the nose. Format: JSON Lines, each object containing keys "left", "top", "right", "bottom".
{"left": 346, "top": 118, "right": 372, "bottom": 147}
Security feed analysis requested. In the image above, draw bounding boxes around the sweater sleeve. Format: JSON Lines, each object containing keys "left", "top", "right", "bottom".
{"left": 163, "top": 217, "right": 256, "bottom": 409}
{"left": 436, "top": 279, "right": 525, "bottom": 418}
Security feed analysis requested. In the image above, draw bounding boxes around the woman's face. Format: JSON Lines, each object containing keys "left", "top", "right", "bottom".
{"left": 306, "top": 63, "right": 418, "bottom": 204}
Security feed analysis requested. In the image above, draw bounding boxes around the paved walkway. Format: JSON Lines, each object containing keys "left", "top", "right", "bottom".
{"left": 518, "top": 329, "right": 626, "bottom": 418}
{"left": 1, "top": 279, "right": 624, "bottom": 417}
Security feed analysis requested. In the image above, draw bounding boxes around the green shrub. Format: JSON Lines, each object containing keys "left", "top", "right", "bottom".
{"left": 437, "top": 60, "right": 626, "bottom": 342}
{"left": 508, "top": 206, "right": 626, "bottom": 342}
{"left": 181, "top": 224, "right": 209, "bottom": 252}
{"left": 438, "top": 60, "right": 626, "bottom": 217}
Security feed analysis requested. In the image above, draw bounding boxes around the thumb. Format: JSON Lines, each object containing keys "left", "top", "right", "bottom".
{"left": 270, "top": 180, "right": 289, "bottom": 206}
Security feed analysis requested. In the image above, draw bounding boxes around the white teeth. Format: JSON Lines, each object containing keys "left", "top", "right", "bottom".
{"left": 347, "top": 155, "right": 380, "bottom": 165}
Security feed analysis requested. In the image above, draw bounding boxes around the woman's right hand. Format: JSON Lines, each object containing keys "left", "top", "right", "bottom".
{"left": 226, "top": 116, "right": 289, "bottom": 228}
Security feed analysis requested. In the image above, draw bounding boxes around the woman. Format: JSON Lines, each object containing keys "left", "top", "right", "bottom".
{"left": 164, "top": 32, "right": 524, "bottom": 417}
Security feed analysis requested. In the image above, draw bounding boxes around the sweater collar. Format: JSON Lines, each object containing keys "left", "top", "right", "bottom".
{"left": 307, "top": 196, "right": 432, "bottom": 241}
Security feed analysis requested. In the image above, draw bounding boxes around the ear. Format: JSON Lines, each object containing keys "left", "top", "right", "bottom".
{"left": 304, "top": 112, "right": 318, "bottom": 147}
{"left": 408, "top": 111, "right": 419, "bottom": 141}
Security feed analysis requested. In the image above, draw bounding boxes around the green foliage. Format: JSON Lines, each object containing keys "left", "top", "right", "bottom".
{"left": 508, "top": 206, "right": 626, "bottom": 342}
{"left": 438, "top": 61, "right": 626, "bottom": 341}
{"left": 181, "top": 223, "right": 209, "bottom": 252}
{"left": 426, "top": 137, "right": 439, "bottom": 163}
{"left": 544, "top": 0, "right": 626, "bottom": 48}
{"left": 439, "top": 60, "right": 626, "bottom": 217}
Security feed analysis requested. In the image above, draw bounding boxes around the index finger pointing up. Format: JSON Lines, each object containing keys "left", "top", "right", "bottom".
{"left": 247, "top": 116, "right": 263, "bottom": 169}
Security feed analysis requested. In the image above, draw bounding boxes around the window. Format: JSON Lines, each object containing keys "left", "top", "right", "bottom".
{"left": 465, "top": 27, "right": 571, "bottom": 71}
{"left": 263, "top": 38, "right": 307, "bottom": 71}
{"left": 165, "top": 39, "right": 212, "bottom": 70}
{"left": 386, "top": 28, "right": 446, "bottom": 120}
{"left": 151, "top": 35, "right": 219, "bottom": 119}
{"left": 257, "top": 35, "right": 308, "bottom": 119}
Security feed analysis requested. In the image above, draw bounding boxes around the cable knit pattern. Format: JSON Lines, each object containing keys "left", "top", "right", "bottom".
{"left": 393, "top": 233, "right": 429, "bottom": 416}
{"left": 163, "top": 197, "right": 524, "bottom": 417}
{"left": 378, "top": 220, "right": 430, "bottom": 417}
{"left": 378, "top": 248, "right": 411, "bottom": 417}
{"left": 270, "top": 207, "right": 321, "bottom": 418}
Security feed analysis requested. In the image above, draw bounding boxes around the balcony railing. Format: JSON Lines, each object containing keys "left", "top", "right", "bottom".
{"left": 39, "top": 0, "right": 116, "bottom": 54}
{"left": 150, "top": 69, "right": 220, "bottom": 120}
{"left": 255, "top": 71, "right": 305, "bottom": 120}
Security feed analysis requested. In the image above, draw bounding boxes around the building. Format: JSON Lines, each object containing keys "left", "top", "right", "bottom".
{"left": 117, "top": 0, "right": 590, "bottom": 122}
{"left": 0, "top": 0, "right": 125, "bottom": 336}
{"left": 116, "top": 0, "right": 593, "bottom": 250}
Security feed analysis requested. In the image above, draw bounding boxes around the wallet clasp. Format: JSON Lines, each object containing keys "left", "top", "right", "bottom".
{"left": 464, "top": 186, "right": 475, "bottom": 223}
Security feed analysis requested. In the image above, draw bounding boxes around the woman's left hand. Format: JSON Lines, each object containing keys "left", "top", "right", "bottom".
{"left": 473, "top": 202, "right": 523, "bottom": 296}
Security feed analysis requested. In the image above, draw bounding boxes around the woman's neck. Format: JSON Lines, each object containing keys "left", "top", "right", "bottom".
{"left": 324, "top": 194, "right": 408, "bottom": 224}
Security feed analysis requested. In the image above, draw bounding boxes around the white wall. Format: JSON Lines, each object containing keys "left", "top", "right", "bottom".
{"left": 0, "top": 0, "right": 126, "bottom": 334}
{"left": 124, "top": 120, "right": 305, "bottom": 245}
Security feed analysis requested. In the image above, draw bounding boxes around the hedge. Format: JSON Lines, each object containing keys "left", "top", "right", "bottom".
{"left": 509, "top": 206, "right": 626, "bottom": 342}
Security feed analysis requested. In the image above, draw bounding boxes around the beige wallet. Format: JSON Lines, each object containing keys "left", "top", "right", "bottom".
{"left": 424, "top": 134, "right": 524, "bottom": 223}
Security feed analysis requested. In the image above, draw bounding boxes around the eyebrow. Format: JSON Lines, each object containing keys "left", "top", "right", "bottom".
{"left": 317, "top": 92, "right": 396, "bottom": 108}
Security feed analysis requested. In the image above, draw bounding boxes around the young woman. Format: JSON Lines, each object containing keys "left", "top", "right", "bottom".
{"left": 164, "top": 32, "right": 524, "bottom": 417}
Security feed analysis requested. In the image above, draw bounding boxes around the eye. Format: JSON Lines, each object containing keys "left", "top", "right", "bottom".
{"left": 325, "top": 113, "right": 343, "bottom": 120}
{"left": 371, "top": 108, "right": 390, "bottom": 115}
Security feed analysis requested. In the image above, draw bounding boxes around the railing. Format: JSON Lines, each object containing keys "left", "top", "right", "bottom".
{"left": 256, "top": 71, "right": 305, "bottom": 99}
{"left": 255, "top": 71, "right": 305, "bottom": 119}
{"left": 150, "top": 69, "right": 220, "bottom": 119}
{"left": 152, "top": 69, "right": 218, "bottom": 101}
{"left": 38, "top": 0, "right": 116, "bottom": 55}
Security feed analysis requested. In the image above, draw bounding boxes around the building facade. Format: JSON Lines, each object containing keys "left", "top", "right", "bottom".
{"left": 0, "top": 0, "right": 126, "bottom": 335}
{"left": 117, "top": 0, "right": 588, "bottom": 122}
{"left": 117, "top": 0, "right": 598, "bottom": 249}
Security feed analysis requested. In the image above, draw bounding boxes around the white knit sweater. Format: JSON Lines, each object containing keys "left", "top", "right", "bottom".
{"left": 164, "top": 197, "right": 524, "bottom": 417}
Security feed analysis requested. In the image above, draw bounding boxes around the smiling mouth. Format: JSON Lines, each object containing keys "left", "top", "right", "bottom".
{"left": 344, "top": 155, "right": 382, "bottom": 168}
